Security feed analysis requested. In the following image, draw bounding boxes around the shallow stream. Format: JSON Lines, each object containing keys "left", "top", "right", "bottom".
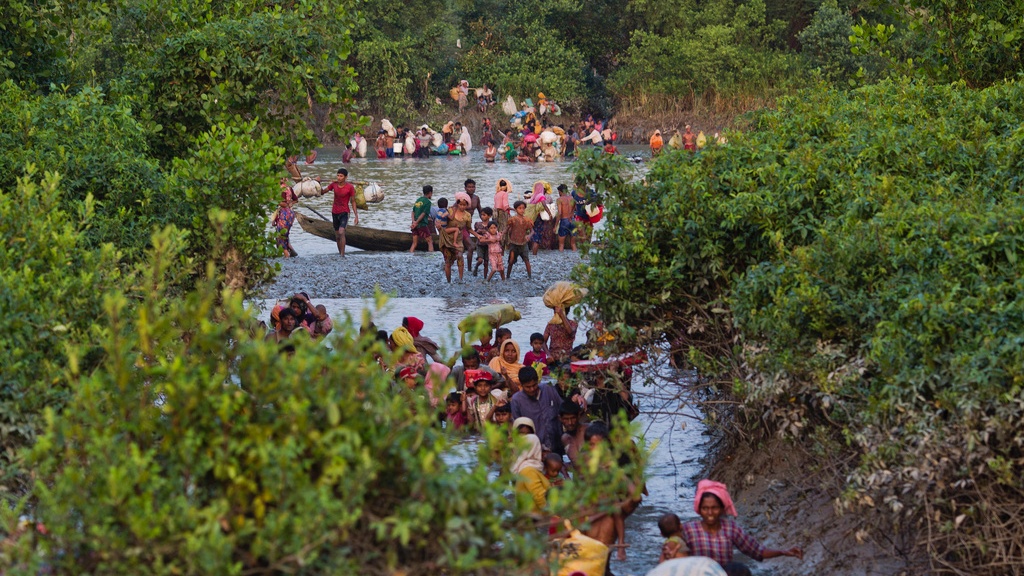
{"left": 266, "top": 146, "right": 772, "bottom": 575}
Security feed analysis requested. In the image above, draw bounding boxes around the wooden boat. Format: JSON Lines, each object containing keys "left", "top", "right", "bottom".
{"left": 295, "top": 212, "right": 438, "bottom": 252}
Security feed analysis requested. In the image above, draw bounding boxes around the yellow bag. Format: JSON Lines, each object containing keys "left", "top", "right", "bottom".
{"left": 543, "top": 282, "right": 587, "bottom": 325}
{"left": 450, "top": 86, "right": 461, "bottom": 101}
{"left": 550, "top": 521, "right": 609, "bottom": 576}
{"left": 696, "top": 131, "right": 707, "bottom": 149}
{"left": 353, "top": 182, "right": 368, "bottom": 210}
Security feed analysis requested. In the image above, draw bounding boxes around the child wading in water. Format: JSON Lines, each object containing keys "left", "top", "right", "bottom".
{"left": 471, "top": 221, "right": 506, "bottom": 281}
{"left": 472, "top": 207, "right": 494, "bottom": 277}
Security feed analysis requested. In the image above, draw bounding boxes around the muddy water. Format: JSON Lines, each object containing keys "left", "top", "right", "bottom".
{"left": 285, "top": 145, "right": 648, "bottom": 256}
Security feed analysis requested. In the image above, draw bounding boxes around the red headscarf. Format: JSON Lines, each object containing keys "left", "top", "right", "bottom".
{"left": 404, "top": 316, "right": 424, "bottom": 338}
{"left": 694, "top": 479, "right": 738, "bottom": 517}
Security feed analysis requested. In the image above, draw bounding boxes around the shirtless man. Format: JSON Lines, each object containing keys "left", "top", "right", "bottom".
{"left": 559, "top": 402, "right": 586, "bottom": 468}
{"left": 555, "top": 184, "right": 576, "bottom": 252}
{"left": 682, "top": 125, "right": 697, "bottom": 152}
{"left": 582, "top": 422, "right": 645, "bottom": 561}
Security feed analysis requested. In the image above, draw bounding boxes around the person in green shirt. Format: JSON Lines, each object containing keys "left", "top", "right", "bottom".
{"left": 410, "top": 185, "right": 435, "bottom": 252}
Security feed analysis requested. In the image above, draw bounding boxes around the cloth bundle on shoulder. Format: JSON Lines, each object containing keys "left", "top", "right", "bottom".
{"left": 458, "top": 303, "right": 522, "bottom": 334}
{"left": 543, "top": 282, "right": 587, "bottom": 325}
{"left": 292, "top": 177, "right": 322, "bottom": 198}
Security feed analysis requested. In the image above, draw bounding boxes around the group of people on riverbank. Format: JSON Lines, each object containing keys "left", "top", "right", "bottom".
{"left": 408, "top": 178, "right": 600, "bottom": 281}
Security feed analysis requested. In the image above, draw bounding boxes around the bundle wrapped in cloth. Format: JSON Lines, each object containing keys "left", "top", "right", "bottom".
{"left": 543, "top": 282, "right": 587, "bottom": 325}
{"left": 292, "top": 177, "right": 322, "bottom": 198}
{"left": 458, "top": 303, "right": 522, "bottom": 334}
{"left": 549, "top": 520, "right": 608, "bottom": 576}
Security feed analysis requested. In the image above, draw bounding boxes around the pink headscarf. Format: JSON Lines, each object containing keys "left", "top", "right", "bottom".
{"left": 455, "top": 192, "right": 472, "bottom": 207}
{"left": 694, "top": 479, "right": 738, "bottom": 517}
{"left": 529, "top": 182, "right": 546, "bottom": 204}
{"left": 424, "top": 363, "right": 451, "bottom": 408}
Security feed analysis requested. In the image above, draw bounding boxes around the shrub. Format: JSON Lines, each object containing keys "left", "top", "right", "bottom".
{"left": 11, "top": 232, "right": 546, "bottom": 575}
{"left": 581, "top": 78, "right": 1024, "bottom": 572}
{"left": 0, "top": 169, "right": 121, "bottom": 494}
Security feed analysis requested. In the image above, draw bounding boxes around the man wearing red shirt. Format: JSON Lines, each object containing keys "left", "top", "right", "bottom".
{"left": 324, "top": 168, "right": 359, "bottom": 256}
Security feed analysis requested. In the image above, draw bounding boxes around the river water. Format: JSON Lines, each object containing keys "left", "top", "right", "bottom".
{"left": 285, "top": 145, "right": 647, "bottom": 256}
{"left": 267, "top": 147, "right": 771, "bottom": 575}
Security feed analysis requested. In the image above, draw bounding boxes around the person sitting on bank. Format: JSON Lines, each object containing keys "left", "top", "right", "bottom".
{"left": 682, "top": 480, "right": 803, "bottom": 575}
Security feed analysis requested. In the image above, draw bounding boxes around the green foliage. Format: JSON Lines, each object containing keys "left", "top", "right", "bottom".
{"left": 11, "top": 234, "right": 544, "bottom": 574}
{"left": 852, "top": 0, "right": 1024, "bottom": 87}
{"left": 611, "top": 0, "right": 803, "bottom": 102}
{"left": 582, "top": 79, "right": 1024, "bottom": 570}
{"left": 0, "top": 0, "right": 66, "bottom": 87}
{"left": 0, "top": 80, "right": 168, "bottom": 262}
{"left": 143, "top": 8, "right": 361, "bottom": 160}
{"left": 167, "top": 121, "right": 282, "bottom": 290}
{"left": 0, "top": 169, "right": 121, "bottom": 494}
{"left": 798, "top": 0, "right": 858, "bottom": 81}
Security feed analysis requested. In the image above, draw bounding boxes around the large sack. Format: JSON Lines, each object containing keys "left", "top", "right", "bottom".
{"left": 503, "top": 96, "right": 518, "bottom": 116}
{"left": 696, "top": 131, "right": 707, "bottom": 149}
{"left": 450, "top": 86, "right": 461, "bottom": 101}
{"left": 550, "top": 522, "right": 609, "bottom": 576}
{"left": 543, "top": 282, "right": 587, "bottom": 324}
{"left": 539, "top": 130, "right": 558, "bottom": 144}
{"left": 458, "top": 304, "right": 521, "bottom": 333}
{"left": 381, "top": 119, "right": 396, "bottom": 137}
{"left": 363, "top": 182, "right": 384, "bottom": 203}
{"left": 292, "top": 177, "right": 322, "bottom": 198}
{"left": 668, "top": 132, "right": 683, "bottom": 150}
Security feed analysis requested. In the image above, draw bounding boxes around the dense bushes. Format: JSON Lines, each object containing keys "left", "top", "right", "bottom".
{"left": 0, "top": 171, "right": 120, "bottom": 494}
{"left": 0, "top": 230, "right": 544, "bottom": 574}
{"left": 582, "top": 79, "right": 1024, "bottom": 572}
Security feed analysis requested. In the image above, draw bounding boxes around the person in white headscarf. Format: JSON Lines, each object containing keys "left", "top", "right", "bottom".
{"left": 513, "top": 434, "right": 549, "bottom": 511}
{"left": 458, "top": 124, "right": 473, "bottom": 153}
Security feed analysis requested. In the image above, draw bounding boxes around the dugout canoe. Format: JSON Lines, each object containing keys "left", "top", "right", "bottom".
{"left": 295, "top": 212, "right": 438, "bottom": 252}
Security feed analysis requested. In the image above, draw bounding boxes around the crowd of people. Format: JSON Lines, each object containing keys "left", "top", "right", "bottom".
{"left": 406, "top": 178, "right": 599, "bottom": 280}
{"left": 260, "top": 293, "right": 802, "bottom": 575}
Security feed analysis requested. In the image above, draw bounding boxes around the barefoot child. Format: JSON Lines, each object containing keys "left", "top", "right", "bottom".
{"left": 471, "top": 221, "right": 506, "bottom": 281}
{"left": 506, "top": 201, "right": 533, "bottom": 279}
{"left": 471, "top": 208, "right": 494, "bottom": 277}
{"left": 556, "top": 184, "right": 576, "bottom": 252}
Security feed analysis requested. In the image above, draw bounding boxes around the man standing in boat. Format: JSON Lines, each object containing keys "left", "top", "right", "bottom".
{"left": 324, "top": 168, "right": 358, "bottom": 257}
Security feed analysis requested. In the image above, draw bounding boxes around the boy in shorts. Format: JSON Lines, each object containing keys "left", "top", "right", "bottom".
{"left": 324, "top": 168, "right": 358, "bottom": 256}
{"left": 505, "top": 201, "right": 533, "bottom": 279}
